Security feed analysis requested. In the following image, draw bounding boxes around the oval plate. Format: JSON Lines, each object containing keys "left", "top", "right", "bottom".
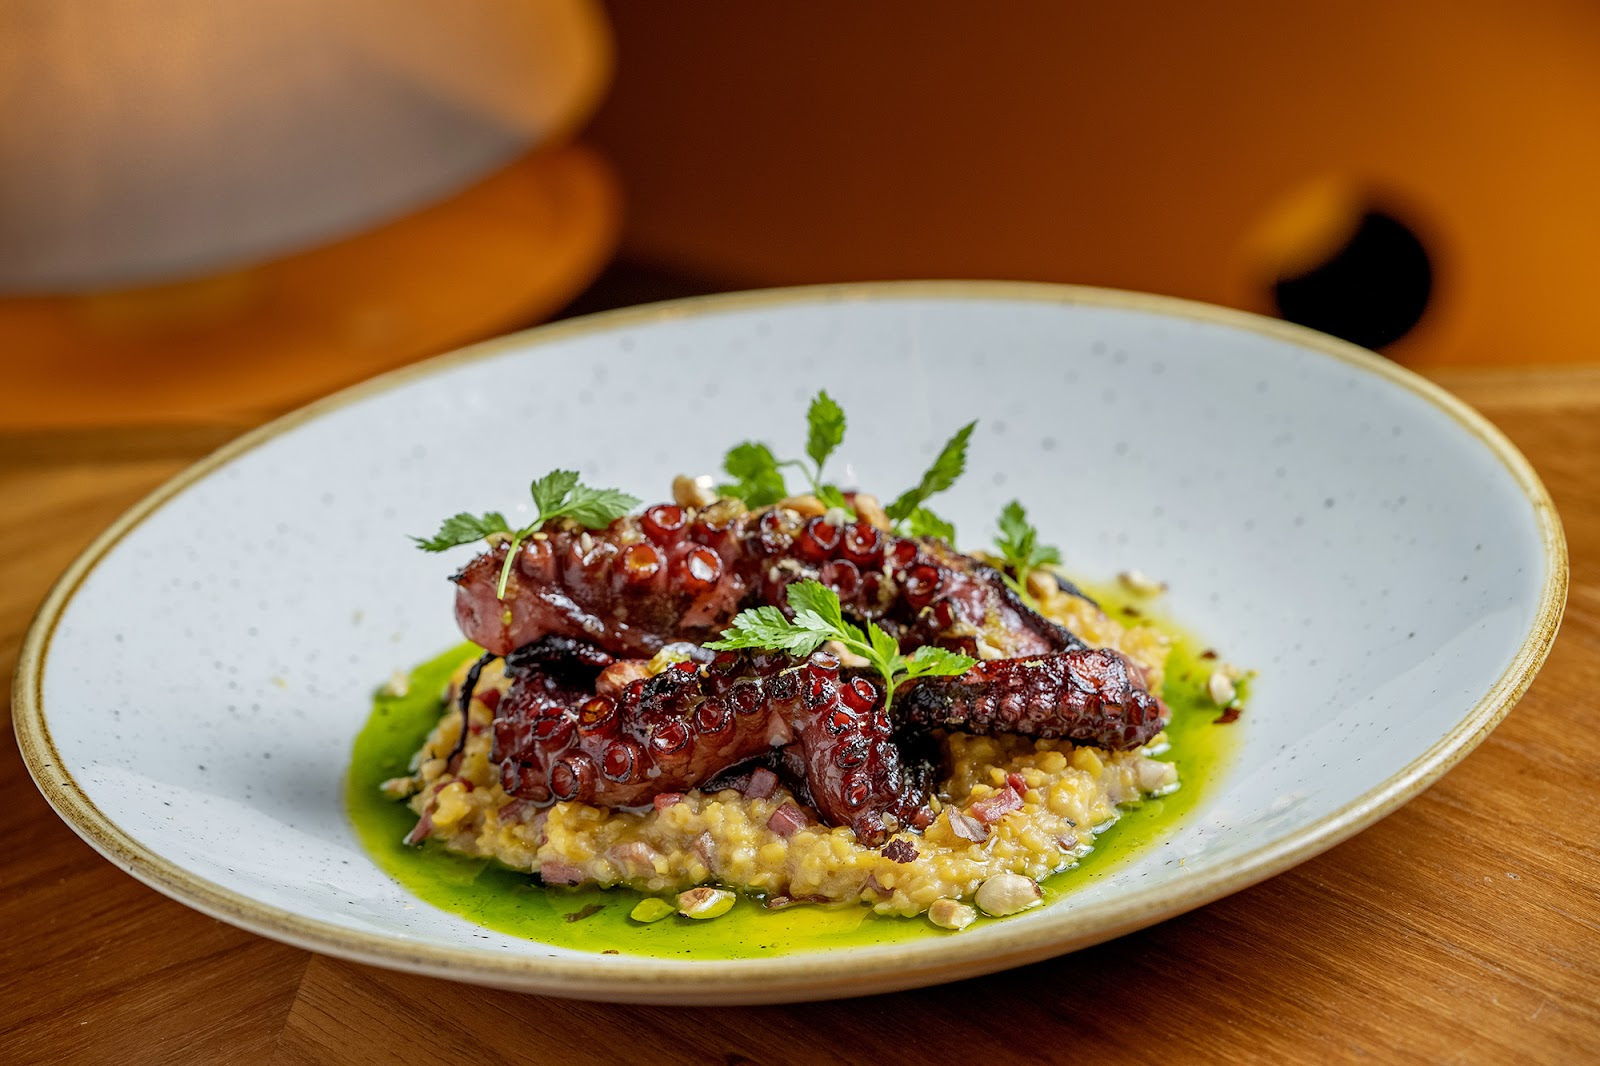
{"left": 13, "top": 283, "right": 1565, "bottom": 1004}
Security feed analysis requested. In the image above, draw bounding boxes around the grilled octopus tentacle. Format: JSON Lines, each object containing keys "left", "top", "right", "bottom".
{"left": 491, "top": 649, "right": 930, "bottom": 846}
{"left": 454, "top": 500, "right": 1079, "bottom": 660}
{"left": 455, "top": 500, "right": 751, "bottom": 658}
{"left": 898, "top": 648, "right": 1168, "bottom": 750}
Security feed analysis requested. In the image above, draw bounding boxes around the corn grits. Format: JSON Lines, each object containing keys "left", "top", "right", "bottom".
{"left": 386, "top": 576, "right": 1178, "bottom": 918}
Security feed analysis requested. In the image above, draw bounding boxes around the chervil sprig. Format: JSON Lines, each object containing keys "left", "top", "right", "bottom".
{"left": 718, "top": 391, "right": 854, "bottom": 511}
{"left": 902, "top": 506, "right": 957, "bottom": 543}
{"left": 886, "top": 421, "right": 976, "bottom": 535}
{"left": 718, "top": 441, "right": 788, "bottom": 507}
{"left": 992, "top": 499, "right": 1062, "bottom": 605}
{"left": 707, "top": 580, "right": 974, "bottom": 711}
{"left": 412, "top": 469, "right": 640, "bottom": 598}
{"left": 803, "top": 390, "right": 847, "bottom": 480}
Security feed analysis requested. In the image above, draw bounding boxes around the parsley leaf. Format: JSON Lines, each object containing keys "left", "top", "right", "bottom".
{"left": 708, "top": 580, "right": 974, "bottom": 710}
{"left": 490, "top": 470, "right": 638, "bottom": 595}
{"left": 867, "top": 621, "right": 901, "bottom": 668}
{"left": 415, "top": 469, "right": 639, "bottom": 600}
{"left": 886, "top": 421, "right": 977, "bottom": 528}
{"left": 787, "top": 578, "right": 849, "bottom": 633}
{"left": 529, "top": 470, "right": 581, "bottom": 517}
{"left": 718, "top": 392, "right": 858, "bottom": 508}
{"left": 903, "top": 506, "right": 956, "bottom": 543}
{"left": 992, "top": 499, "right": 1062, "bottom": 605}
{"left": 815, "top": 484, "right": 856, "bottom": 517}
{"left": 525, "top": 469, "right": 640, "bottom": 529}
{"left": 701, "top": 604, "right": 832, "bottom": 657}
{"left": 718, "top": 441, "right": 788, "bottom": 507}
{"left": 559, "top": 485, "right": 644, "bottom": 528}
{"left": 805, "top": 390, "right": 847, "bottom": 473}
{"left": 412, "top": 511, "right": 512, "bottom": 552}
{"left": 902, "top": 644, "right": 977, "bottom": 681}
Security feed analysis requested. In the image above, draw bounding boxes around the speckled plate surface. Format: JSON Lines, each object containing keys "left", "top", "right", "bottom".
{"left": 14, "top": 283, "right": 1565, "bottom": 1004}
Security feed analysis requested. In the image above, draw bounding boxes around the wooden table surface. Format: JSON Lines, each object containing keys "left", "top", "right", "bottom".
{"left": 3, "top": 364, "right": 1597, "bottom": 1065}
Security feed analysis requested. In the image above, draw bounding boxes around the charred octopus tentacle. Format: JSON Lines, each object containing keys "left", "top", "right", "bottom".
{"left": 898, "top": 648, "right": 1168, "bottom": 750}
{"left": 455, "top": 501, "right": 752, "bottom": 659}
{"left": 490, "top": 649, "right": 931, "bottom": 846}
{"left": 454, "top": 500, "right": 1080, "bottom": 660}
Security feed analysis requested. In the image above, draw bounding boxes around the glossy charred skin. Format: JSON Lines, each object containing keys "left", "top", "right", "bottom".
{"left": 455, "top": 500, "right": 752, "bottom": 658}
{"left": 898, "top": 647, "right": 1168, "bottom": 750}
{"left": 781, "top": 655, "right": 936, "bottom": 845}
{"left": 888, "top": 538, "right": 1085, "bottom": 659}
{"left": 454, "top": 499, "right": 1080, "bottom": 660}
{"left": 491, "top": 648, "right": 931, "bottom": 845}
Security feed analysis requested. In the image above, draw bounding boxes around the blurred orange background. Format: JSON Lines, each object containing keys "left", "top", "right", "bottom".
{"left": 3, "top": 0, "right": 1597, "bottom": 428}
{"left": 587, "top": 2, "right": 1600, "bottom": 368}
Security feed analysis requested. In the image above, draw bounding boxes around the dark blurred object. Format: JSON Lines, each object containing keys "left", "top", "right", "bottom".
{"left": 557, "top": 259, "right": 733, "bottom": 321}
{"left": 1274, "top": 210, "right": 1433, "bottom": 350}
{"left": 590, "top": 1, "right": 1600, "bottom": 365}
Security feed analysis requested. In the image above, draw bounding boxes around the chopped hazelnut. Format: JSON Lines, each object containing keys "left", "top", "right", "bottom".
{"left": 672, "top": 474, "right": 718, "bottom": 509}
{"left": 1207, "top": 670, "right": 1237, "bottom": 707}
{"left": 778, "top": 494, "right": 827, "bottom": 517}
{"left": 928, "top": 898, "right": 977, "bottom": 930}
{"left": 852, "top": 493, "right": 890, "bottom": 531}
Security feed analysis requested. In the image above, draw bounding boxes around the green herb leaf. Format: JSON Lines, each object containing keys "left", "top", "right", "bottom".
{"left": 720, "top": 392, "right": 852, "bottom": 505}
{"left": 886, "top": 421, "right": 977, "bottom": 524}
{"left": 529, "top": 469, "right": 582, "bottom": 518}
{"left": 705, "top": 604, "right": 831, "bottom": 657}
{"left": 991, "top": 500, "right": 1062, "bottom": 607}
{"left": 528, "top": 470, "right": 639, "bottom": 529}
{"left": 708, "top": 580, "right": 974, "bottom": 710}
{"left": 805, "top": 390, "right": 847, "bottom": 473}
{"left": 994, "top": 500, "right": 1062, "bottom": 571}
{"left": 718, "top": 441, "right": 788, "bottom": 507}
{"left": 411, "top": 511, "right": 512, "bottom": 552}
{"left": 903, "top": 506, "right": 956, "bottom": 543}
{"left": 556, "top": 485, "right": 643, "bottom": 528}
{"left": 996, "top": 500, "right": 1030, "bottom": 555}
{"left": 417, "top": 469, "right": 639, "bottom": 601}
{"left": 901, "top": 643, "right": 977, "bottom": 681}
{"left": 786, "top": 578, "right": 846, "bottom": 632}
{"left": 815, "top": 484, "right": 855, "bottom": 516}
{"left": 867, "top": 621, "right": 901, "bottom": 668}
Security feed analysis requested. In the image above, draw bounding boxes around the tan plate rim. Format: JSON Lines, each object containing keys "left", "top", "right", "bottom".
{"left": 11, "top": 281, "right": 1569, "bottom": 1004}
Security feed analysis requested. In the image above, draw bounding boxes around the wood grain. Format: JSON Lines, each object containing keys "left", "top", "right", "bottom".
{"left": 4, "top": 369, "right": 1597, "bottom": 1066}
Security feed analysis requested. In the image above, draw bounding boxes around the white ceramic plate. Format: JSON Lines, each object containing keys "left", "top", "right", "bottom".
{"left": 15, "top": 283, "right": 1565, "bottom": 1004}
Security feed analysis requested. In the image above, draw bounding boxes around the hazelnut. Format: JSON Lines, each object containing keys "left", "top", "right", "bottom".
{"left": 974, "top": 873, "right": 1043, "bottom": 917}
